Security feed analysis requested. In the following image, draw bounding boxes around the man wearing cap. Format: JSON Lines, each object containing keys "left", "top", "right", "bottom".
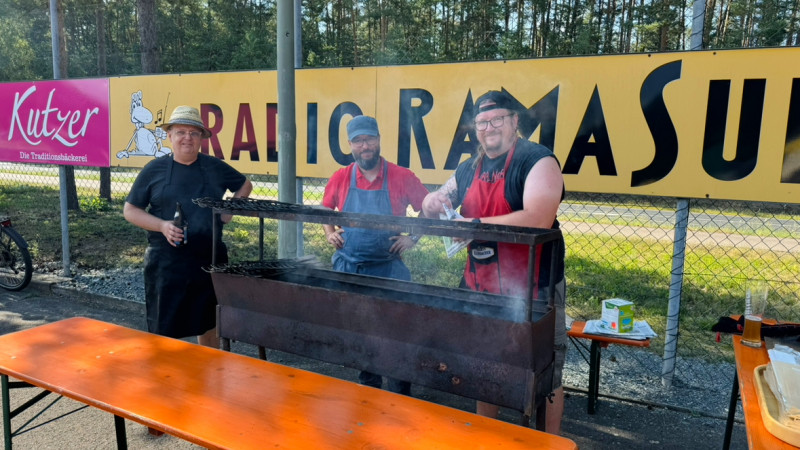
{"left": 422, "top": 90, "right": 566, "bottom": 433}
{"left": 124, "top": 106, "right": 253, "bottom": 347}
{"left": 322, "top": 115, "right": 429, "bottom": 395}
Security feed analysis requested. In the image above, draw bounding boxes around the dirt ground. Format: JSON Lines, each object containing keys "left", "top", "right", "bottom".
{"left": 0, "top": 278, "right": 748, "bottom": 449}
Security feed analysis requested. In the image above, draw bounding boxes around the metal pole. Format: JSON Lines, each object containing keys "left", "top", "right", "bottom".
{"left": 296, "top": 178, "right": 304, "bottom": 256}
{"left": 50, "top": 0, "right": 71, "bottom": 277}
{"left": 661, "top": 199, "right": 689, "bottom": 387}
{"left": 660, "top": 0, "right": 705, "bottom": 387}
{"left": 294, "top": 0, "right": 304, "bottom": 256}
{"left": 277, "top": 0, "right": 298, "bottom": 259}
{"left": 690, "top": 0, "right": 706, "bottom": 51}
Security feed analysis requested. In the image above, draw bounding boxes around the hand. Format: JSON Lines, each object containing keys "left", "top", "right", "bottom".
{"left": 389, "top": 235, "right": 417, "bottom": 254}
{"left": 422, "top": 191, "right": 451, "bottom": 218}
{"left": 161, "top": 220, "right": 184, "bottom": 247}
{"left": 326, "top": 228, "right": 345, "bottom": 249}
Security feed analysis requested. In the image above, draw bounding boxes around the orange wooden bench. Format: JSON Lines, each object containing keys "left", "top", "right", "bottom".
{"left": 567, "top": 320, "right": 652, "bottom": 414}
{"left": 0, "top": 317, "right": 577, "bottom": 449}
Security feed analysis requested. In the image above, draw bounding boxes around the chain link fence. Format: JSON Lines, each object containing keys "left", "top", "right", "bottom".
{"left": 1, "top": 162, "right": 798, "bottom": 419}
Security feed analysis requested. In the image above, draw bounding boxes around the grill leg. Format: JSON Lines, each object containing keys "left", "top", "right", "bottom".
{"left": 588, "top": 341, "right": 601, "bottom": 414}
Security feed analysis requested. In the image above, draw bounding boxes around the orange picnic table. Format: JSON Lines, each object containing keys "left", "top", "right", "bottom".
{"left": 722, "top": 335, "right": 799, "bottom": 450}
{"left": 567, "top": 320, "right": 652, "bottom": 414}
{"left": 0, "top": 317, "right": 578, "bottom": 449}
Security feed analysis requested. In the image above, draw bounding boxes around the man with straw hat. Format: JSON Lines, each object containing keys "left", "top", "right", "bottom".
{"left": 124, "top": 106, "right": 252, "bottom": 347}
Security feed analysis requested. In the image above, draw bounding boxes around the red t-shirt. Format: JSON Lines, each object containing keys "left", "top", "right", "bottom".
{"left": 322, "top": 158, "right": 429, "bottom": 216}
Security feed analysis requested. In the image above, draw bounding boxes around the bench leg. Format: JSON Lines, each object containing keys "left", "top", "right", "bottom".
{"left": 587, "top": 341, "right": 601, "bottom": 414}
{"left": 113, "top": 415, "right": 127, "bottom": 450}
{"left": 2, "top": 375, "right": 11, "bottom": 450}
{"left": 722, "top": 369, "right": 739, "bottom": 450}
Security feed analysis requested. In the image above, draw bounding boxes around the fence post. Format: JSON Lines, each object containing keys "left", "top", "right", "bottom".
{"left": 662, "top": 198, "right": 689, "bottom": 386}
{"left": 296, "top": 177, "right": 304, "bottom": 256}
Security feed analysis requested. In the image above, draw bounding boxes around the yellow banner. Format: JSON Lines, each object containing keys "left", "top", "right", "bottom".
{"left": 109, "top": 48, "right": 800, "bottom": 203}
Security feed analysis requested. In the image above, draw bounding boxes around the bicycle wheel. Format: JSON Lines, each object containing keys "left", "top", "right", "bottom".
{"left": 0, "top": 226, "right": 33, "bottom": 291}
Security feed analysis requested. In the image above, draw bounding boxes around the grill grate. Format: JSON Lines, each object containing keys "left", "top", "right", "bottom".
{"left": 194, "top": 198, "right": 310, "bottom": 213}
{"left": 205, "top": 256, "right": 321, "bottom": 278}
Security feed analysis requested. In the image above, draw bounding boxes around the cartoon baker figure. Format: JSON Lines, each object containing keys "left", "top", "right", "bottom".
{"left": 116, "top": 90, "right": 171, "bottom": 159}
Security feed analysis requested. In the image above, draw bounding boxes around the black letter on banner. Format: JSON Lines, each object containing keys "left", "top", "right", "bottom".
{"left": 702, "top": 79, "right": 766, "bottom": 180}
{"left": 518, "top": 86, "right": 559, "bottom": 151}
{"left": 445, "top": 92, "right": 479, "bottom": 170}
{"left": 231, "top": 103, "right": 259, "bottom": 162}
{"left": 266, "top": 103, "right": 278, "bottom": 162}
{"left": 398, "top": 89, "right": 435, "bottom": 169}
{"left": 781, "top": 78, "right": 800, "bottom": 183}
{"left": 328, "top": 102, "right": 362, "bottom": 166}
{"left": 631, "top": 60, "right": 682, "bottom": 187}
{"left": 307, "top": 103, "right": 318, "bottom": 164}
{"left": 562, "top": 86, "right": 616, "bottom": 175}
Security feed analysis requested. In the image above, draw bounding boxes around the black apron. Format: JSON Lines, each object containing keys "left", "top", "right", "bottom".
{"left": 143, "top": 155, "right": 227, "bottom": 338}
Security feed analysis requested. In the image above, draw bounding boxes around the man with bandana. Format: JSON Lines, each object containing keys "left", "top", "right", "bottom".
{"left": 422, "top": 90, "right": 566, "bottom": 433}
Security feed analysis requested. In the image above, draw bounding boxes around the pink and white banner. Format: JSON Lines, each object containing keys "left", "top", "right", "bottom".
{"left": 0, "top": 79, "right": 110, "bottom": 167}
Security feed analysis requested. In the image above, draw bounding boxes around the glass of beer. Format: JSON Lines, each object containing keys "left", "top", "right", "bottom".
{"left": 741, "top": 282, "right": 768, "bottom": 348}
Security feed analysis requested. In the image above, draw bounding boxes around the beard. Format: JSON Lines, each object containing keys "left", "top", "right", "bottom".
{"left": 354, "top": 148, "right": 381, "bottom": 170}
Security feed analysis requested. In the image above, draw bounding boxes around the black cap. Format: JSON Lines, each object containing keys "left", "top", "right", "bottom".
{"left": 473, "top": 90, "right": 516, "bottom": 116}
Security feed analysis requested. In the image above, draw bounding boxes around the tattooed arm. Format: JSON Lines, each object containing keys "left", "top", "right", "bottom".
{"left": 422, "top": 175, "right": 459, "bottom": 218}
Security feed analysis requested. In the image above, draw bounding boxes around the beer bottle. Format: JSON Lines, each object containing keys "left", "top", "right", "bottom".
{"left": 173, "top": 202, "right": 188, "bottom": 247}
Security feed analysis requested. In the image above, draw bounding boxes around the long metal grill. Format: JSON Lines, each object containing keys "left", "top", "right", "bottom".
{"left": 205, "top": 256, "right": 322, "bottom": 279}
{"left": 195, "top": 197, "right": 563, "bottom": 246}
{"left": 194, "top": 197, "right": 310, "bottom": 213}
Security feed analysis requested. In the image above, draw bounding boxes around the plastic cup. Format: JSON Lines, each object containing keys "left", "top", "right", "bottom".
{"left": 741, "top": 282, "right": 768, "bottom": 348}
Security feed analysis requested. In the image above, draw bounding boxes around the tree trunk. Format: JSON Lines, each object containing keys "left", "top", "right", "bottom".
{"left": 53, "top": 0, "right": 81, "bottom": 211}
{"left": 659, "top": 0, "right": 670, "bottom": 51}
{"left": 704, "top": 0, "right": 716, "bottom": 48}
{"left": 96, "top": 0, "right": 112, "bottom": 202}
{"left": 137, "top": 0, "right": 160, "bottom": 73}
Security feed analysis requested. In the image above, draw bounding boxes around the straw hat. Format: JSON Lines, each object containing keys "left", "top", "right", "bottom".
{"left": 160, "top": 106, "right": 212, "bottom": 138}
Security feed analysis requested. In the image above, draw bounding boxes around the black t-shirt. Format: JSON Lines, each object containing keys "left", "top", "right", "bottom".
{"left": 452, "top": 138, "right": 563, "bottom": 210}
{"left": 127, "top": 153, "right": 247, "bottom": 247}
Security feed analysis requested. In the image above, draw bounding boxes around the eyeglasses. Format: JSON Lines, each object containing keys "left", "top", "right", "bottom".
{"left": 173, "top": 130, "right": 203, "bottom": 139}
{"left": 350, "top": 136, "right": 379, "bottom": 147}
{"left": 474, "top": 114, "right": 513, "bottom": 131}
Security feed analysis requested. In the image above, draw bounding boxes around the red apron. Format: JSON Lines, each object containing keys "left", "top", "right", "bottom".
{"left": 460, "top": 144, "right": 541, "bottom": 298}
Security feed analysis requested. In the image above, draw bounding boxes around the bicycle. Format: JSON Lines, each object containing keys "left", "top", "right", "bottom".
{"left": 0, "top": 216, "right": 33, "bottom": 291}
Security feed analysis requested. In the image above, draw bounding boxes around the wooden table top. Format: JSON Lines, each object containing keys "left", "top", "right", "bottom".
{"left": 732, "top": 335, "right": 798, "bottom": 450}
{"left": 0, "top": 317, "right": 577, "bottom": 450}
{"left": 568, "top": 321, "right": 651, "bottom": 347}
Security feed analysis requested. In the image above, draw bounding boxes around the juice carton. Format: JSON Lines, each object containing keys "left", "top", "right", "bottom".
{"left": 601, "top": 298, "right": 634, "bottom": 333}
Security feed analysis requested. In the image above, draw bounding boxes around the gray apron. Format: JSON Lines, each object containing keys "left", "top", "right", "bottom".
{"left": 331, "top": 162, "right": 410, "bottom": 281}
{"left": 331, "top": 161, "right": 412, "bottom": 394}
